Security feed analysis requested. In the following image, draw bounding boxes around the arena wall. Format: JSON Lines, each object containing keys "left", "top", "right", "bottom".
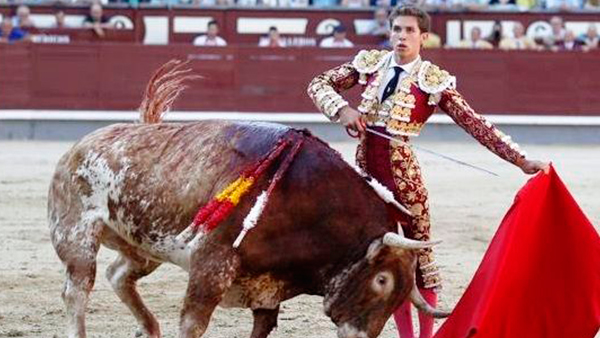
{"left": 1, "top": 45, "right": 600, "bottom": 115}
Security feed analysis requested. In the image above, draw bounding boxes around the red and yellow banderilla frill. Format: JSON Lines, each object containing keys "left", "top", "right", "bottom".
{"left": 191, "top": 137, "right": 292, "bottom": 233}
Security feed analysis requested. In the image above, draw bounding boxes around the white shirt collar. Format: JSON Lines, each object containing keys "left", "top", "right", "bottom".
{"left": 389, "top": 55, "right": 421, "bottom": 74}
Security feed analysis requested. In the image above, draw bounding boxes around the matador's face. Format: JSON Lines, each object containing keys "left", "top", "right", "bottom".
{"left": 390, "top": 16, "right": 428, "bottom": 64}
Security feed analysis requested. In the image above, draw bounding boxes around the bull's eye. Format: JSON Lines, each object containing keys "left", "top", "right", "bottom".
{"left": 371, "top": 271, "right": 394, "bottom": 297}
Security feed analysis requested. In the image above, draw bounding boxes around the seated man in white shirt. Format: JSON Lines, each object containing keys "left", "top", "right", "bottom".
{"left": 258, "top": 26, "right": 287, "bottom": 47}
{"left": 455, "top": 26, "right": 493, "bottom": 49}
{"left": 193, "top": 20, "right": 227, "bottom": 47}
{"left": 319, "top": 25, "right": 355, "bottom": 48}
{"left": 499, "top": 22, "right": 539, "bottom": 50}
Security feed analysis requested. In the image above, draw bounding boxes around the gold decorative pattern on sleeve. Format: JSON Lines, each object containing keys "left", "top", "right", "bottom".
{"left": 438, "top": 89, "right": 527, "bottom": 164}
{"left": 417, "top": 61, "right": 456, "bottom": 95}
{"left": 307, "top": 63, "right": 359, "bottom": 120}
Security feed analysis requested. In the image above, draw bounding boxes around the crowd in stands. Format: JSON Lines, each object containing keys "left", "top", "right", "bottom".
{"left": 0, "top": 3, "right": 117, "bottom": 42}
{"left": 191, "top": 10, "right": 598, "bottom": 51}
{"left": 1, "top": 2, "right": 599, "bottom": 51}
{"left": 2, "top": 0, "right": 600, "bottom": 9}
{"left": 450, "top": 15, "right": 598, "bottom": 50}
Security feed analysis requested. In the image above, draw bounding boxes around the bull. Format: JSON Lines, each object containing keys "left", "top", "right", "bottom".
{"left": 48, "top": 61, "right": 447, "bottom": 338}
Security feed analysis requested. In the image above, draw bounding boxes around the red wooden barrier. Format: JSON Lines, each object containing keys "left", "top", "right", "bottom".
{"left": 0, "top": 44, "right": 598, "bottom": 115}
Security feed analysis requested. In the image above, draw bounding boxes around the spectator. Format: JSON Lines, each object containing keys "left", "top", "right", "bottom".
{"left": 259, "top": 26, "right": 286, "bottom": 47}
{"left": 53, "top": 10, "right": 68, "bottom": 29}
{"left": 461, "top": 0, "right": 489, "bottom": 10}
{"left": 193, "top": 20, "right": 227, "bottom": 46}
{"left": 423, "top": 32, "right": 442, "bottom": 48}
{"left": 545, "top": 0, "right": 582, "bottom": 10}
{"left": 262, "top": 0, "right": 309, "bottom": 5}
{"left": 485, "top": 21, "right": 504, "bottom": 47}
{"left": 320, "top": 25, "right": 354, "bottom": 48}
{"left": 489, "top": 0, "right": 518, "bottom": 9}
{"left": 0, "top": 19, "right": 29, "bottom": 43}
{"left": 555, "top": 29, "right": 586, "bottom": 51}
{"left": 341, "top": 0, "right": 369, "bottom": 7}
{"left": 199, "top": 0, "right": 234, "bottom": 5}
{"left": 456, "top": 26, "right": 494, "bottom": 49}
{"left": 425, "top": 0, "right": 456, "bottom": 10}
{"left": 543, "top": 16, "right": 566, "bottom": 49}
{"left": 312, "top": 0, "right": 338, "bottom": 6}
{"left": 499, "top": 22, "right": 538, "bottom": 50}
{"left": 584, "top": 0, "right": 600, "bottom": 8}
{"left": 368, "top": 7, "right": 390, "bottom": 42}
{"left": 12, "top": 5, "right": 35, "bottom": 30}
{"left": 428, "top": 0, "right": 487, "bottom": 11}
{"left": 287, "top": 0, "right": 310, "bottom": 6}
{"left": 83, "top": 3, "right": 114, "bottom": 38}
{"left": 371, "top": 0, "right": 394, "bottom": 5}
{"left": 396, "top": 0, "right": 426, "bottom": 5}
{"left": 516, "top": 0, "right": 537, "bottom": 9}
{"left": 581, "top": 24, "right": 599, "bottom": 49}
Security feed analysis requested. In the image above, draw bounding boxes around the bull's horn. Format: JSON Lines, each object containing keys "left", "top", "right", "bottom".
{"left": 409, "top": 285, "right": 451, "bottom": 318}
{"left": 383, "top": 233, "right": 442, "bottom": 250}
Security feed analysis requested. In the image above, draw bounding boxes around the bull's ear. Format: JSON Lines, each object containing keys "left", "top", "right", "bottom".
{"left": 366, "top": 239, "right": 384, "bottom": 263}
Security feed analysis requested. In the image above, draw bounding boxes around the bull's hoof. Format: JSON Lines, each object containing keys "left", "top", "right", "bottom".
{"left": 134, "top": 327, "right": 160, "bottom": 338}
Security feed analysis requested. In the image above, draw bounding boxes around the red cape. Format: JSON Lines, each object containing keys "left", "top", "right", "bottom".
{"left": 434, "top": 166, "right": 600, "bottom": 338}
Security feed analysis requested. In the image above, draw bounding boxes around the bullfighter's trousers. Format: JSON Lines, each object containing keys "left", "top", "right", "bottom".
{"left": 357, "top": 127, "right": 441, "bottom": 290}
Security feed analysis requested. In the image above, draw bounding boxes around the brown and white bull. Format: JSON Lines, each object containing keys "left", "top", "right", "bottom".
{"left": 48, "top": 61, "right": 447, "bottom": 338}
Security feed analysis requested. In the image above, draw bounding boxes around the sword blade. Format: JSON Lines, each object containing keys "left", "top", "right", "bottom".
{"left": 365, "top": 128, "right": 500, "bottom": 177}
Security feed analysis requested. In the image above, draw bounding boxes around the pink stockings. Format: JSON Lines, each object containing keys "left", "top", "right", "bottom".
{"left": 393, "top": 288, "right": 438, "bottom": 338}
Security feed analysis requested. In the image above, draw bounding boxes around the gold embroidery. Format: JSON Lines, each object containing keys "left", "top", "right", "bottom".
{"left": 388, "top": 142, "right": 440, "bottom": 289}
{"left": 352, "top": 49, "right": 389, "bottom": 74}
{"left": 439, "top": 89, "right": 527, "bottom": 164}
{"left": 355, "top": 137, "right": 367, "bottom": 172}
{"left": 307, "top": 63, "right": 358, "bottom": 120}
{"left": 417, "top": 61, "right": 456, "bottom": 95}
{"left": 390, "top": 106, "right": 412, "bottom": 121}
{"left": 423, "top": 64, "right": 449, "bottom": 87}
{"left": 394, "top": 91, "right": 416, "bottom": 106}
{"left": 360, "top": 59, "right": 424, "bottom": 132}
{"left": 386, "top": 120, "right": 424, "bottom": 136}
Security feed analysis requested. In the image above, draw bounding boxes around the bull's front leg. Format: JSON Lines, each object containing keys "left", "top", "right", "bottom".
{"left": 250, "top": 306, "right": 280, "bottom": 338}
{"left": 179, "top": 242, "right": 240, "bottom": 338}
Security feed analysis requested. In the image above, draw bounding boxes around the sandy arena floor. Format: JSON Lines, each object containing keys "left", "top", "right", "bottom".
{"left": 0, "top": 139, "right": 598, "bottom": 338}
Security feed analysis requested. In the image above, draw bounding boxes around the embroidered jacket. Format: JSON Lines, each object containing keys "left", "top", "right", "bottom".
{"left": 307, "top": 49, "right": 526, "bottom": 164}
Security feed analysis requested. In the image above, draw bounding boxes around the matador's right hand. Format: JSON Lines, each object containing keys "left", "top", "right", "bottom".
{"left": 339, "top": 106, "right": 366, "bottom": 135}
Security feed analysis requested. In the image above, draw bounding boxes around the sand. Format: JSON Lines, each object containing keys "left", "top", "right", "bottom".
{"left": 0, "top": 139, "right": 598, "bottom": 338}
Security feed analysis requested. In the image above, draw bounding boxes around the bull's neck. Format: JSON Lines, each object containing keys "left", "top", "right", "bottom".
{"left": 322, "top": 252, "right": 368, "bottom": 313}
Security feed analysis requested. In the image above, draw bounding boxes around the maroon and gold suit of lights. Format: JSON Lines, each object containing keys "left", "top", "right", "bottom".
{"left": 308, "top": 50, "right": 526, "bottom": 290}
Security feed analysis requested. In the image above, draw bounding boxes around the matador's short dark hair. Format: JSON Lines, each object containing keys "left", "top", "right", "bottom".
{"left": 389, "top": 6, "right": 431, "bottom": 33}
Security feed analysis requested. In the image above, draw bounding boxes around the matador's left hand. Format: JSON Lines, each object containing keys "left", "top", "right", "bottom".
{"left": 517, "top": 158, "right": 551, "bottom": 175}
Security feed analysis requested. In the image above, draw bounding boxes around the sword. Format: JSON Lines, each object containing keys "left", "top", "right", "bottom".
{"left": 365, "top": 127, "right": 500, "bottom": 177}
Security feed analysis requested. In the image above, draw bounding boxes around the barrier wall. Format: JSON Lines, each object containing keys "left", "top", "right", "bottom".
{"left": 1, "top": 44, "right": 599, "bottom": 115}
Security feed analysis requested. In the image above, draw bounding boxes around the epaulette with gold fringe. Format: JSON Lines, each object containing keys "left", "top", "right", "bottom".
{"left": 352, "top": 49, "right": 390, "bottom": 84}
{"left": 417, "top": 61, "right": 456, "bottom": 95}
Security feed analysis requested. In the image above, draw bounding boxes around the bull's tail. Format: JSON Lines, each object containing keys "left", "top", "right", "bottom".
{"left": 138, "top": 59, "right": 201, "bottom": 124}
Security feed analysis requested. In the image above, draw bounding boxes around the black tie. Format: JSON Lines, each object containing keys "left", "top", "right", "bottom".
{"left": 381, "top": 66, "right": 403, "bottom": 102}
